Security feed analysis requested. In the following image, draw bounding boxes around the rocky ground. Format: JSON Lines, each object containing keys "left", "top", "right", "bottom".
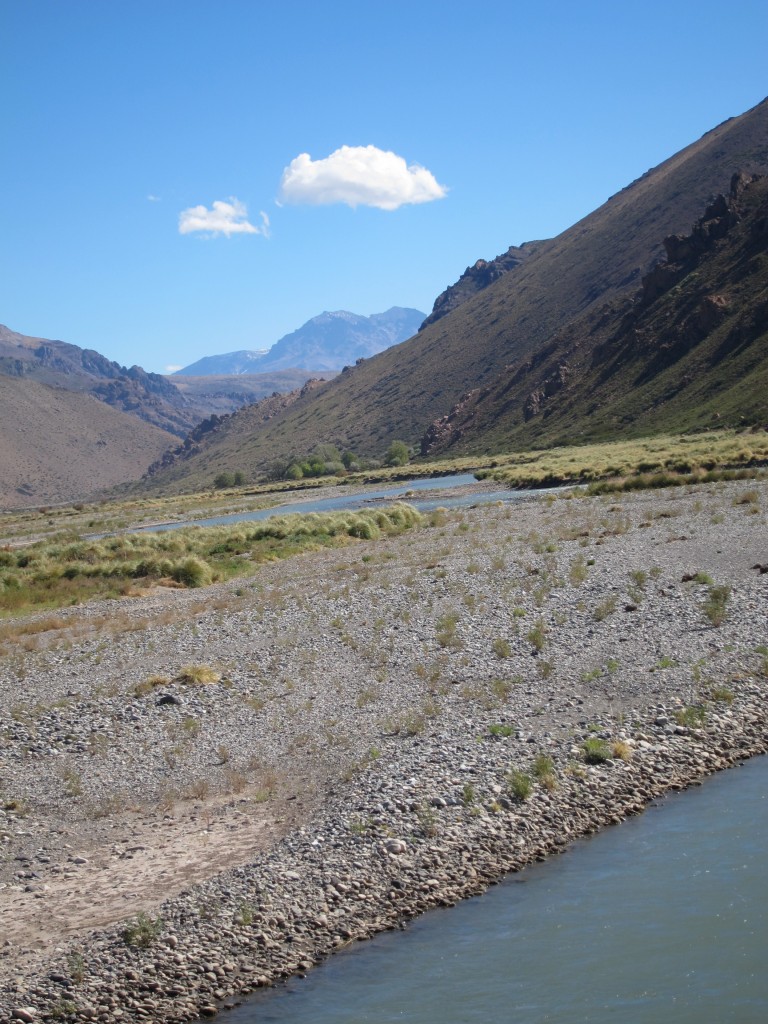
{"left": 1, "top": 478, "right": 766, "bottom": 1022}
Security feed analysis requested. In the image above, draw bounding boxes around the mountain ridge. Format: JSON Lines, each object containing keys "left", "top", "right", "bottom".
{"left": 176, "top": 307, "right": 426, "bottom": 376}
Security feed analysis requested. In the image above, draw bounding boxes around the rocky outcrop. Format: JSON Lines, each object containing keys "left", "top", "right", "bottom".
{"left": 642, "top": 172, "right": 759, "bottom": 304}
{"left": 419, "top": 241, "right": 544, "bottom": 331}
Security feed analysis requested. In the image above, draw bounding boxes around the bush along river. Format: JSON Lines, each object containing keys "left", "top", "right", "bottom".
{"left": 223, "top": 754, "right": 768, "bottom": 1024}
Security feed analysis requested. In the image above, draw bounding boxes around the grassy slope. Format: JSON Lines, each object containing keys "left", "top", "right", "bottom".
{"left": 139, "top": 97, "right": 768, "bottom": 493}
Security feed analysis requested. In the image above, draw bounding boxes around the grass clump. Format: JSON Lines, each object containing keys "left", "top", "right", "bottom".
{"left": 506, "top": 768, "right": 533, "bottom": 801}
{"left": 176, "top": 664, "right": 220, "bottom": 685}
{"left": 122, "top": 911, "right": 163, "bottom": 948}
{"left": 702, "top": 584, "right": 731, "bottom": 627}
{"left": 675, "top": 705, "right": 707, "bottom": 729}
{"left": 488, "top": 723, "right": 514, "bottom": 737}
{"left": 526, "top": 619, "right": 547, "bottom": 652}
{"left": 492, "top": 637, "right": 511, "bottom": 659}
{"left": 593, "top": 594, "right": 618, "bottom": 621}
{"left": 710, "top": 686, "right": 734, "bottom": 704}
{"left": 582, "top": 737, "right": 612, "bottom": 764}
{"left": 532, "top": 753, "right": 557, "bottom": 790}
{"left": 611, "top": 740, "right": 633, "bottom": 761}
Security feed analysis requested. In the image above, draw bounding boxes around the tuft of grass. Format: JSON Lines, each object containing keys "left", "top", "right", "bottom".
{"left": 122, "top": 911, "right": 163, "bottom": 948}
{"left": 710, "top": 686, "right": 734, "bottom": 704}
{"left": 506, "top": 768, "right": 533, "bottom": 801}
{"left": 593, "top": 594, "right": 618, "bottom": 621}
{"left": 492, "top": 637, "right": 511, "bottom": 659}
{"left": 526, "top": 619, "right": 547, "bottom": 652}
{"left": 176, "top": 664, "right": 221, "bottom": 685}
{"left": 611, "top": 740, "right": 633, "bottom": 761}
{"left": 703, "top": 584, "right": 731, "bottom": 627}
{"left": 582, "top": 737, "right": 612, "bottom": 764}
{"left": 675, "top": 705, "right": 707, "bottom": 729}
{"left": 133, "top": 674, "right": 169, "bottom": 697}
{"left": 488, "top": 723, "right": 514, "bottom": 737}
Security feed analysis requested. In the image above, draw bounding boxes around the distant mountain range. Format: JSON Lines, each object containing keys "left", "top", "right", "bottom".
{"left": 137, "top": 95, "right": 768, "bottom": 494}
{"left": 176, "top": 307, "right": 426, "bottom": 375}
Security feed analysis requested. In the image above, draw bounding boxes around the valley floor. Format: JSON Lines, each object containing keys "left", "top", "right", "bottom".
{"left": 1, "top": 479, "right": 766, "bottom": 1022}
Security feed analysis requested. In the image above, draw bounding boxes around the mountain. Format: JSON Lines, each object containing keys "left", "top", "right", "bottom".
{"left": 172, "top": 350, "right": 270, "bottom": 376}
{"left": 0, "top": 325, "right": 199, "bottom": 437}
{"left": 169, "top": 369, "right": 338, "bottom": 417}
{"left": 422, "top": 172, "right": 768, "bottom": 455}
{"left": 138, "top": 96, "right": 768, "bottom": 492}
{"left": 0, "top": 374, "right": 177, "bottom": 508}
{"left": 176, "top": 307, "right": 426, "bottom": 376}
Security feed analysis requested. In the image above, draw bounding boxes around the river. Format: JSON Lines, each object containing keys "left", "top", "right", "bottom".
{"left": 136, "top": 474, "right": 534, "bottom": 533}
{"left": 223, "top": 754, "right": 767, "bottom": 1023}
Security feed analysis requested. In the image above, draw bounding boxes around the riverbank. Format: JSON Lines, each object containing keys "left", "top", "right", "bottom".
{"left": 1, "top": 479, "right": 766, "bottom": 1022}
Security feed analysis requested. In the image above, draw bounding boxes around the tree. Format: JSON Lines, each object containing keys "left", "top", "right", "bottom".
{"left": 384, "top": 440, "right": 409, "bottom": 467}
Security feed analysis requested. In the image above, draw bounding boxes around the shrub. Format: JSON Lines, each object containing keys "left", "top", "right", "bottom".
{"left": 384, "top": 440, "right": 410, "bottom": 467}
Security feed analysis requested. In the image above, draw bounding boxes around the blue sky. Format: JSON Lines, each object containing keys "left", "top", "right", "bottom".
{"left": 3, "top": 1, "right": 767, "bottom": 374}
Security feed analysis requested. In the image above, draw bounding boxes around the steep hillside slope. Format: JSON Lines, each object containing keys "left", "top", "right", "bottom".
{"left": 137, "top": 379, "right": 329, "bottom": 492}
{"left": 0, "top": 375, "right": 177, "bottom": 507}
{"left": 422, "top": 173, "right": 768, "bottom": 455}
{"left": 141, "top": 96, "right": 768, "bottom": 490}
{"left": 418, "top": 241, "right": 544, "bottom": 330}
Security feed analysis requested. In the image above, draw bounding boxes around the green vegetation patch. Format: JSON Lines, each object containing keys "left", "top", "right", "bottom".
{"left": 0, "top": 502, "right": 422, "bottom": 617}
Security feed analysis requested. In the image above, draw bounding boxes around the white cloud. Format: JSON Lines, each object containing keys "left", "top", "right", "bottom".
{"left": 178, "top": 199, "right": 270, "bottom": 238}
{"left": 278, "top": 145, "right": 447, "bottom": 211}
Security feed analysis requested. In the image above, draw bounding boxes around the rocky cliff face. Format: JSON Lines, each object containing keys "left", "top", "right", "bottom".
{"left": 419, "top": 241, "right": 544, "bottom": 331}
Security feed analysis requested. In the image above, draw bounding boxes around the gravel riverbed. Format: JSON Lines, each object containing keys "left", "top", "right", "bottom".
{"left": 1, "top": 479, "right": 766, "bottom": 1022}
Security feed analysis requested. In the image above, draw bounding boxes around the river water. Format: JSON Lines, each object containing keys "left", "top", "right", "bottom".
{"left": 138, "top": 474, "right": 530, "bottom": 533}
{"left": 224, "top": 754, "right": 767, "bottom": 1023}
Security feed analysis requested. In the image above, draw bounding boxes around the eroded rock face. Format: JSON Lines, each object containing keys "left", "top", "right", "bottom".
{"left": 419, "top": 242, "right": 544, "bottom": 331}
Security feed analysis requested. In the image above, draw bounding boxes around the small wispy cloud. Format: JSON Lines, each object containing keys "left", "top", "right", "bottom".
{"left": 278, "top": 145, "right": 447, "bottom": 211}
{"left": 178, "top": 198, "right": 270, "bottom": 238}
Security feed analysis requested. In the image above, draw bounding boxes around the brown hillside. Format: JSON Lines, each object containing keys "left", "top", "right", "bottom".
{"left": 0, "top": 376, "right": 177, "bottom": 508}
{"left": 422, "top": 173, "right": 768, "bottom": 455}
{"left": 141, "top": 96, "right": 768, "bottom": 490}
